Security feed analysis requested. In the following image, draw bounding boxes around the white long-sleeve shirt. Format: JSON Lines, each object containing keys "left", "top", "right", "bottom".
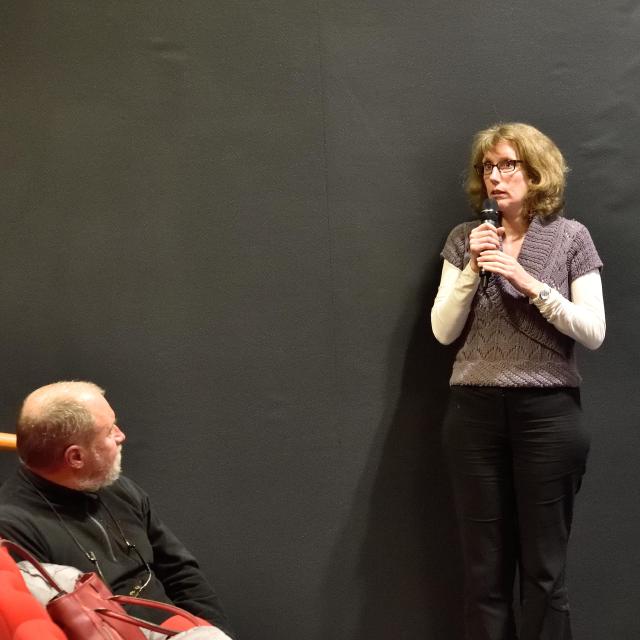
{"left": 431, "top": 260, "right": 606, "bottom": 350}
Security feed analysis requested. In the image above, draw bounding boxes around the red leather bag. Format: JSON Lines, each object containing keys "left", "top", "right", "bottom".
{"left": 1, "top": 539, "right": 211, "bottom": 640}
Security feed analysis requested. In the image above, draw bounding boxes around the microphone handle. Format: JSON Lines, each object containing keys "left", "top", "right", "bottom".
{"left": 479, "top": 218, "right": 497, "bottom": 287}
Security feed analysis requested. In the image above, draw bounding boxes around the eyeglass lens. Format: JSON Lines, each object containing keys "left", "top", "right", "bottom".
{"left": 477, "top": 160, "right": 519, "bottom": 176}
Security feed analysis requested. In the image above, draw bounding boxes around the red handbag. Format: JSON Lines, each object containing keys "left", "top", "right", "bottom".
{"left": 1, "top": 538, "right": 212, "bottom": 640}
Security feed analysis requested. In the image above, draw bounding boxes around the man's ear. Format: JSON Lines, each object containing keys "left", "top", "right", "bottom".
{"left": 64, "top": 445, "right": 86, "bottom": 469}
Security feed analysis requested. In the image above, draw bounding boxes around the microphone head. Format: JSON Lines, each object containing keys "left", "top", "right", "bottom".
{"left": 480, "top": 198, "right": 500, "bottom": 224}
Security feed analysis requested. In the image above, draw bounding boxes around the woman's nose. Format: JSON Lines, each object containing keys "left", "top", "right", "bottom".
{"left": 489, "top": 166, "right": 501, "bottom": 181}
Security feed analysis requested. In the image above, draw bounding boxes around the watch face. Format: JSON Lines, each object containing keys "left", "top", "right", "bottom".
{"left": 539, "top": 287, "right": 550, "bottom": 301}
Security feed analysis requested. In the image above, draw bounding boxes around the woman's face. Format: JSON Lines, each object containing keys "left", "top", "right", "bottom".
{"left": 482, "top": 141, "right": 529, "bottom": 218}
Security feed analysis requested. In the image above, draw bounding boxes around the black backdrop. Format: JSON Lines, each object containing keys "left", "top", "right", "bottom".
{"left": 1, "top": 2, "right": 638, "bottom": 639}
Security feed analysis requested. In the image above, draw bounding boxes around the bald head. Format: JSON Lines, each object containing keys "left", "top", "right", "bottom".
{"left": 17, "top": 381, "right": 106, "bottom": 472}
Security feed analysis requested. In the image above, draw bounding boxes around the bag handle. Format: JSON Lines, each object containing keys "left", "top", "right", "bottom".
{"left": 0, "top": 537, "right": 65, "bottom": 594}
{"left": 109, "top": 595, "right": 207, "bottom": 627}
{"left": 95, "top": 608, "right": 180, "bottom": 637}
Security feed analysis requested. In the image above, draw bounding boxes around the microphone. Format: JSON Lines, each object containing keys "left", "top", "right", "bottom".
{"left": 479, "top": 198, "right": 500, "bottom": 288}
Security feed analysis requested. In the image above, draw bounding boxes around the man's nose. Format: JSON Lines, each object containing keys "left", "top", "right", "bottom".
{"left": 114, "top": 425, "right": 126, "bottom": 443}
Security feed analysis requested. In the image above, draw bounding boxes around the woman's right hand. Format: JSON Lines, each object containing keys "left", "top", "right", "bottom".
{"left": 469, "top": 223, "right": 504, "bottom": 272}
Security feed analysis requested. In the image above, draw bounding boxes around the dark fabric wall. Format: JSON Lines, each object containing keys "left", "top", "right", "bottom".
{"left": 1, "top": 2, "right": 638, "bottom": 638}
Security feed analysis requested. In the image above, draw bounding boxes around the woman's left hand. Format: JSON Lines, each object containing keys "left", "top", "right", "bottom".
{"left": 477, "top": 250, "right": 541, "bottom": 298}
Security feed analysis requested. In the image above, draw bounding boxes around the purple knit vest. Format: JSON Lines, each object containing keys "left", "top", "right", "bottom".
{"left": 441, "top": 215, "right": 603, "bottom": 387}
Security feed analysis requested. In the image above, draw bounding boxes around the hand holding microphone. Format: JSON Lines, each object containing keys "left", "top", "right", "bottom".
{"left": 469, "top": 198, "right": 502, "bottom": 287}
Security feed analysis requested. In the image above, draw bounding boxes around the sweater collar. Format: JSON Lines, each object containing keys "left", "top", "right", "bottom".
{"left": 483, "top": 214, "right": 572, "bottom": 357}
{"left": 19, "top": 466, "right": 99, "bottom": 507}
{"left": 515, "top": 214, "right": 563, "bottom": 282}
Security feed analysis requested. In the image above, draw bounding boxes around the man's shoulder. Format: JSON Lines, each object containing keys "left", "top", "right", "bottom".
{"left": 0, "top": 470, "right": 47, "bottom": 524}
{"left": 0, "top": 475, "right": 44, "bottom": 548}
{"left": 0, "top": 468, "right": 29, "bottom": 505}
{"left": 0, "top": 500, "right": 34, "bottom": 523}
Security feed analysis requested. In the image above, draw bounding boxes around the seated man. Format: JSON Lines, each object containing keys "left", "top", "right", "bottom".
{"left": 0, "top": 381, "right": 234, "bottom": 639}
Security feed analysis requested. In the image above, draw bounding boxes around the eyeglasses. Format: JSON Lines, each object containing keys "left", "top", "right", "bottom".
{"left": 474, "top": 159, "right": 524, "bottom": 176}
{"left": 86, "top": 539, "right": 152, "bottom": 597}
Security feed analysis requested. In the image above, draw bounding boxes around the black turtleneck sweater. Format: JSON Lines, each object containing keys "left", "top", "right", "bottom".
{"left": 0, "top": 466, "right": 233, "bottom": 637}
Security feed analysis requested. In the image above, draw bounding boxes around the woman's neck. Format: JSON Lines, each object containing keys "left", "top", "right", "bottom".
{"left": 501, "top": 210, "right": 530, "bottom": 240}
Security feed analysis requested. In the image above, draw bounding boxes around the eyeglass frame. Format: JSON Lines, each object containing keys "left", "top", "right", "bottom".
{"left": 91, "top": 536, "right": 153, "bottom": 598}
{"left": 474, "top": 159, "right": 525, "bottom": 177}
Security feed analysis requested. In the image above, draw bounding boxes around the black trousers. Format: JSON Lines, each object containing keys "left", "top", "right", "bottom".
{"left": 443, "top": 386, "right": 590, "bottom": 640}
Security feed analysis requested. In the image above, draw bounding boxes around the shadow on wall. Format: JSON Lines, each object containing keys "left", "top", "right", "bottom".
{"left": 324, "top": 265, "right": 464, "bottom": 640}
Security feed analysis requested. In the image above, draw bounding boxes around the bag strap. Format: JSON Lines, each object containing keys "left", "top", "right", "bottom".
{"left": 95, "top": 608, "right": 181, "bottom": 637}
{"left": 1, "top": 538, "right": 208, "bottom": 636}
{"left": 110, "top": 595, "right": 208, "bottom": 627}
{"left": 0, "top": 537, "right": 64, "bottom": 594}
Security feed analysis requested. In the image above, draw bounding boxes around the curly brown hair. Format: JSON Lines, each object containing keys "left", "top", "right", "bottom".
{"left": 465, "top": 122, "right": 568, "bottom": 218}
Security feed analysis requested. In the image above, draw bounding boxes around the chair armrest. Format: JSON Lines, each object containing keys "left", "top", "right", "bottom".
{"left": 0, "top": 432, "right": 17, "bottom": 451}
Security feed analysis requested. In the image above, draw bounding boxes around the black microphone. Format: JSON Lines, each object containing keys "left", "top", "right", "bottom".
{"left": 479, "top": 198, "right": 500, "bottom": 288}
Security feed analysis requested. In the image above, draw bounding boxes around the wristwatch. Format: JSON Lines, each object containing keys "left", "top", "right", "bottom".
{"left": 533, "top": 284, "right": 551, "bottom": 304}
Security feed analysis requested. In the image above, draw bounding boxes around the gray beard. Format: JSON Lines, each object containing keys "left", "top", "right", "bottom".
{"left": 77, "top": 449, "right": 122, "bottom": 492}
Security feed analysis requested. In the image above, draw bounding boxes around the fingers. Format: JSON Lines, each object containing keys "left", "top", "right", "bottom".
{"left": 477, "top": 251, "right": 521, "bottom": 279}
{"left": 476, "top": 251, "right": 515, "bottom": 276}
{"left": 477, "top": 249, "right": 509, "bottom": 267}
{"left": 472, "top": 223, "right": 502, "bottom": 238}
{"left": 476, "top": 251, "right": 536, "bottom": 294}
{"left": 470, "top": 225, "right": 502, "bottom": 254}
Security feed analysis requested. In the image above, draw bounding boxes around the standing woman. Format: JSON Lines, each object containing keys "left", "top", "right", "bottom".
{"left": 431, "top": 122, "right": 605, "bottom": 640}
